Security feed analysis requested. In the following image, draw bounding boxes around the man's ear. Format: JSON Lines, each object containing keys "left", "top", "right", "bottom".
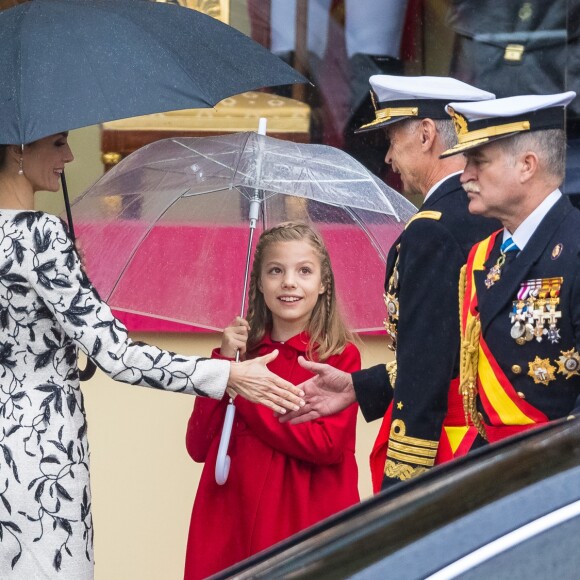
{"left": 419, "top": 118, "right": 437, "bottom": 151}
{"left": 519, "top": 151, "right": 539, "bottom": 183}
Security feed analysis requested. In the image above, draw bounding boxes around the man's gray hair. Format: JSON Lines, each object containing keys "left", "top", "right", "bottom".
{"left": 497, "top": 129, "right": 566, "bottom": 181}
{"left": 433, "top": 119, "right": 458, "bottom": 150}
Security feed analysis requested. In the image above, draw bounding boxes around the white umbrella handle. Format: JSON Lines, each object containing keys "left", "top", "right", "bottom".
{"left": 215, "top": 400, "right": 236, "bottom": 485}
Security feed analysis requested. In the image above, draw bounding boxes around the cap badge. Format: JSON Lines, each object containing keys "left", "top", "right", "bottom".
{"left": 448, "top": 107, "right": 469, "bottom": 138}
{"left": 370, "top": 90, "right": 378, "bottom": 112}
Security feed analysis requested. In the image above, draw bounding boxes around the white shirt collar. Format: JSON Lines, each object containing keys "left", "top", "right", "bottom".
{"left": 424, "top": 171, "right": 462, "bottom": 202}
{"left": 504, "top": 189, "right": 562, "bottom": 250}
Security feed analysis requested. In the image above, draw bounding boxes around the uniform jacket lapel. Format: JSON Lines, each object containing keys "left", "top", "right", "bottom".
{"left": 385, "top": 173, "right": 463, "bottom": 292}
{"left": 479, "top": 196, "right": 574, "bottom": 334}
{"left": 384, "top": 174, "right": 461, "bottom": 290}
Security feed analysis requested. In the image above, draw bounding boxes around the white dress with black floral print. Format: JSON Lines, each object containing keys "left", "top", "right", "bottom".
{"left": 0, "top": 211, "right": 229, "bottom": 578}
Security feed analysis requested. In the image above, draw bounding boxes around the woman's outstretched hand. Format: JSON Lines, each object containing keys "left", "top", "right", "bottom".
{"left": 227, "top": 350, "right": 304, "bottom": 414}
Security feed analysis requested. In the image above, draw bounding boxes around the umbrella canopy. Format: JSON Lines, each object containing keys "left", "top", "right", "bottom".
{"left": 71, "top": 132, "right": 416, "bottom": 333}
{"left": 0, "top": 0, "right": 306, "bottom": 145}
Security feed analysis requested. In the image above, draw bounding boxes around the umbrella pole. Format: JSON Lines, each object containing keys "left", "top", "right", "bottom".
{"left": 61, "top": 171, "right": 76, "bottom": 240}
{"left": 61, "top": 172, "right": 97, "bottom": 382}
{"left": 216, "top": 122, "right": 268, "bottom": 485}
{"left": 215, "top": 199, "right": 262, "bottom": 486}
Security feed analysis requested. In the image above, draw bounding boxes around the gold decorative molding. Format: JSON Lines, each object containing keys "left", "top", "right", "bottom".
{"left": 102, "top": 92, "right": 310, "bottom": 134}
{"left": 101, "top": 152, "right": 122, "bottom": 166}
{"left": 154, "top": 0, "right": 229, "bottom": 24}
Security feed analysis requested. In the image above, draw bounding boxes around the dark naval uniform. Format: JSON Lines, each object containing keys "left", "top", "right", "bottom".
{"left": 461, "top": 195, "right": 580, "bottom": 443}
{"left": 352, "top": 173, "right": 499, "bottom": 490}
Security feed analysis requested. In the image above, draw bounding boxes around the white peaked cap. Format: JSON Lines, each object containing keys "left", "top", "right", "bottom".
{"left": 356, "top": 75, "right": 495, "bottom": 133}
{"left": 441, "top": 91, "right": 577, "bottom": 157}
{"left": 446, "top": 91, "right": 577, "bottom": 121}
{"left": 370, "top": 75, "right": 495, "bottom": 104}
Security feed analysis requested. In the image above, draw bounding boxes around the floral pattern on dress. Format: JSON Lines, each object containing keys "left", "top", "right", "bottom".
{"left": 0, "top": 211, "right": 228, "bottom": 578}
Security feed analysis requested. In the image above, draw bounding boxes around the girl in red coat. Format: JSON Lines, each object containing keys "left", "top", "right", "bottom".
{"left": 184, "top": 222, "right": 360, "bottom": 579}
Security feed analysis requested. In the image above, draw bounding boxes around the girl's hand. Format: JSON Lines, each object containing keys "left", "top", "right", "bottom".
{"left": 220, "top": 316, "right": 250, "bottom": 359}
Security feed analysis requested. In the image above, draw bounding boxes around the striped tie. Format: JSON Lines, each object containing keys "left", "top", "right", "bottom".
{"left": 500, "top": 237, "right": 519, "bottom": 255}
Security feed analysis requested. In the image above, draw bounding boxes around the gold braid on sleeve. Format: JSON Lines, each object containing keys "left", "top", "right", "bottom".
{"left": 458, "top": 265, "right": 488, "bottom": 440}
{"left": 386, "top": 360, "right": 397, "bottom": 387}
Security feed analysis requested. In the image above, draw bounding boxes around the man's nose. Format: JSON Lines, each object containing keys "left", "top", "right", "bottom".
{"left": 460, "top": 163, "right": 474, "bottom": 183}
{"left": 384, "top": 145, "right": 393, "bottom": 166}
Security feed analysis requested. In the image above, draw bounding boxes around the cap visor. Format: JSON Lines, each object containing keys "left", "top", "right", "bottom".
{"left": 355, "top": 115, "right": 412, "bottom": 134}
{"left": 439, "top": 132, "right": 521, "bottom": 158}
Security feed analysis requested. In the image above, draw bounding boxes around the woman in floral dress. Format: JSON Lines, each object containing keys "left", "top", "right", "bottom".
{"left": 0, "top": 134, "right": 302, "bottom": 578}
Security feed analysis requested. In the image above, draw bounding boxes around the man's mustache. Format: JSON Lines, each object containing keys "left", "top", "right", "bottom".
{"left": 463, "top": 182, "right": 480, "bottom": 194}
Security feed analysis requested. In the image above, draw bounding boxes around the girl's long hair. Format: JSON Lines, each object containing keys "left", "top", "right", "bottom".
{"left": 246, "top": 222, "right": 356, "bottom": 361}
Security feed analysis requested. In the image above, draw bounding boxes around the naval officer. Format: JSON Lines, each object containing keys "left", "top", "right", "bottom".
{"left": 441, "top": 91, "right": 580, "bottom": 442}
{"left": 282, "top": 75, "right": 499, "bottom": 490}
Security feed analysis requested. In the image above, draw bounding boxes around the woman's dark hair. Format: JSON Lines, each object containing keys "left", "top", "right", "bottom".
{"left": 0, "top": 145, "right": 8, "bottom": 169}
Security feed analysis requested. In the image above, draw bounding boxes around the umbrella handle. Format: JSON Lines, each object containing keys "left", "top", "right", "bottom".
{"left": 78, "top": 357, "right": 98, "bottom": 381}
{"left": 215, "top": 400, "right": 236, "bottom": 485}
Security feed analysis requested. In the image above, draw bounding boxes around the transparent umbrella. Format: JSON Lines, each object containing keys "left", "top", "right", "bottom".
{"left": 71, "top": 132, "right": 416, "bottom": 482}
{"left": 72, "top": 132, "right": 415, "bottom": 331}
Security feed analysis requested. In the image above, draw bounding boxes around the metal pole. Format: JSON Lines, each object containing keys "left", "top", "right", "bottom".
{"left": 61, "top": 172, "right": 97, "bottom": 382}
{"left": 216, "top": 121, "right": 267, "bottom": 485}
{"left": 61, "top": 171, "right": 76, "bottom": 240}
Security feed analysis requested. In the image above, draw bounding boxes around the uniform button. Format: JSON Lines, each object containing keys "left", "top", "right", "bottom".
{"left": 512, "top": 365, "right": 522, "bottom": 374}
{"left": 517, "top": 392, "right": 526, "bottom": 399}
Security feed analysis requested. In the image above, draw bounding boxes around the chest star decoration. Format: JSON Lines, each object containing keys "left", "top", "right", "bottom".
{"left": 396, "top": 401, "right": 404, "bottom": 410}
{"left": 556, "top": 348, "right": 580, "bottom": 379}
{"left": 527, "top": 356, "right": 557, "bottom": 386}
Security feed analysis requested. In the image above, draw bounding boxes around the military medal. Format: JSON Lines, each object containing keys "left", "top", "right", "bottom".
{"left": 384, "top": 291, "right": 399, "bottom": 350}
{"left": 545, "top": 285, "right": 563, "bottom": 344}
{"left": 556, "top": 348, "right": 580, "bottom": 379}
{"left": 385, "top": 293, "right": 398, "bottom": 317}
{"left": 510, "top": 283, "right": 533, "bottom": 344}
{"left": 511, "top": 277, "right": 563, "bottom": 345}
{"left": 527, "top": 356, "right": 557, "bottom": 386}
{"left": 510, "top": 320, "right": 525, "bottom": 340}
{"left": 486, "top": 237, "right": 519, "bottom": 289}
{"left": 485, "top": 261, "right": 503, "bottom": 289}
{"left": 384, "top": 246, "right": 401, "bottom": 351}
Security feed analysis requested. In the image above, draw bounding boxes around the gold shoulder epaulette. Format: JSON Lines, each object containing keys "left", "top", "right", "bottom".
{"left": 405, "top": 210, "right": 442, "bottom": 229}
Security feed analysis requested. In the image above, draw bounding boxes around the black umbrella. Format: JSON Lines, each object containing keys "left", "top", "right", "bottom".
{"left": 0, "top": 0, "right": 306, "bottom": 235}
{"left": 0, "top": 0, "right": 305, "bottom": 145}
{"left": 0, "top": 0, "right": 306, "bottom": 379}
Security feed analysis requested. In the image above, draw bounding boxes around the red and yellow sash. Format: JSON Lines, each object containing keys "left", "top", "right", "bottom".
{"left": 461, "top": 233, "right": 548, "bottom": 441}
{"left": 369, "top": 378, "right": 479, "bottom": 493}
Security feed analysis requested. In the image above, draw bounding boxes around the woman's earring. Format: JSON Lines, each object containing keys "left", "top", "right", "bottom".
{"left": 18, "top": 145, "right": 24, "bottom": 175}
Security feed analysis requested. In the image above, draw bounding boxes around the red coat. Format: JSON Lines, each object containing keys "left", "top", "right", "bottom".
{"left": 183, "top": 333, "right": 360, "bottom": 580}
